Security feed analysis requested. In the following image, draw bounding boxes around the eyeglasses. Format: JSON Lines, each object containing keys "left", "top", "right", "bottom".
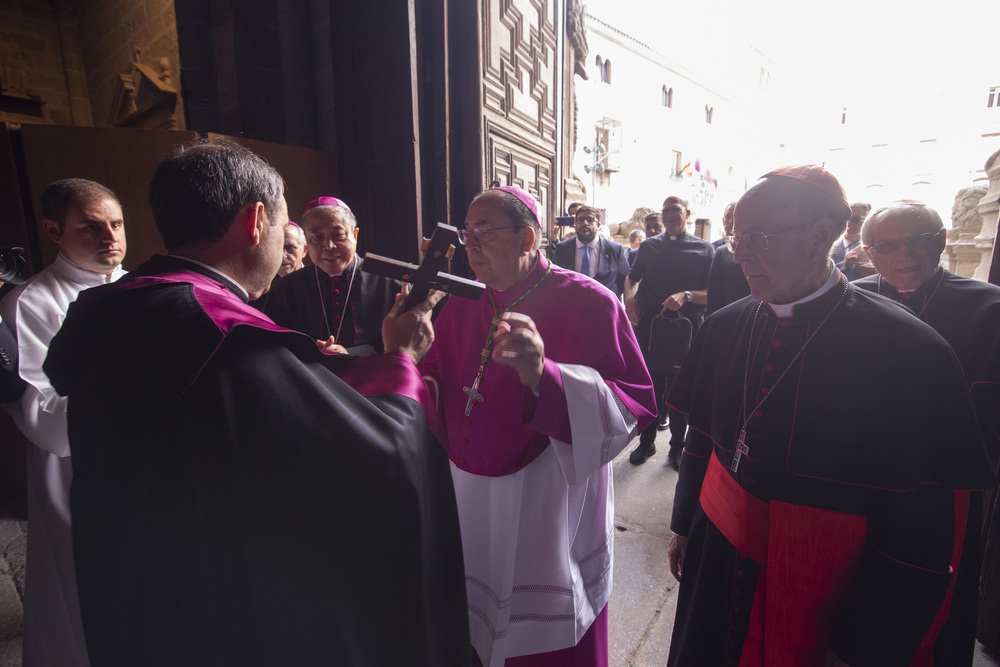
{"left": 575, "top": 215, "right": 598, "bottom": 224}
{"left": 867, "top": 230, "right": 943, "bottom": 255}
{"left": 458, "top": 226, "right": 519, "bottom": 245}
{"left": 725, "top": 216, "right": 820, "bottom": 253}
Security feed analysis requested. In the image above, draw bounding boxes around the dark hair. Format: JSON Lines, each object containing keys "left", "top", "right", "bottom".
{"left": 42, "top": 178, "right": 120, "bottom": 230}
{"left": 149, "top": 139, "right": 286, "bottom": 251}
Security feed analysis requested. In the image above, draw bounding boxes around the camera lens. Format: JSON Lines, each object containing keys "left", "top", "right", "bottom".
{"left": 0, "top": 248, "right": 27, "bottom": 285}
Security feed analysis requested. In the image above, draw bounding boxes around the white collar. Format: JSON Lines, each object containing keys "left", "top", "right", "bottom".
{"left": 767, "top": 269, "right": 840, "bottom": 319}
{"left": 52, "top": 253, "right": 125, "bottom": 286}
{"left": 170, "top": 255, "right": 249, "bottom": 299}
{"left": 575, "top": 237, "right": 599, "bottom": 250}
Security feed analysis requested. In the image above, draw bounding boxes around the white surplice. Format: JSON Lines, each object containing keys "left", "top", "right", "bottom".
{"left": 451, "top": 364, "right": 637, "bottom": 665}
{"left": 1, "top": 253, "right": 124, "bottom": 667}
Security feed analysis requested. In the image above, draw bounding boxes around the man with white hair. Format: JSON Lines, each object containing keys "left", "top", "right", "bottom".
{"left": 264, "top": 196, "right": 396, "bottom": 354}
{"left": 279, "top": 221, "right": 307, "bottom": 276}
{"left": 856, "top": 202, "right": 1000, "bottom": 666}
{"left": 665, "top": 166, "right": 992, "bottom": 666}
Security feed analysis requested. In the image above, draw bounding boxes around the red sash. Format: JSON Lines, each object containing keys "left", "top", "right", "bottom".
{"left": 700, "top": 452, "right": 867, "bottom": 666}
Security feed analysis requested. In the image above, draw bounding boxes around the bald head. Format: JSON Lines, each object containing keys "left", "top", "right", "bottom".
{"left": 861, "top": 203, "right": 943, "bottom": 246}
{"left": 732, "top": 169, "right": 850, "bottom": 304}
{"left": 862, "top": 203, "right": 946, "bottom": 292}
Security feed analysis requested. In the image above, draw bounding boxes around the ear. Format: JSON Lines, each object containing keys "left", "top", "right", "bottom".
{"left": 244, "top": 202, "right": 266, "bottom": 246}
{"left": 353, "top": 227, "right": 359, "bottom": 241}
{"left": 933, "top": 228, "right": 947, "bottom": 254}
{"left": 811, "top": 217, "right": 840, "bottom": 251}
{"left": 42, "top": 218, "right": 62, "bottom": 244}
{"left": 519, "top": 225, "right": 536, "bottom": 252}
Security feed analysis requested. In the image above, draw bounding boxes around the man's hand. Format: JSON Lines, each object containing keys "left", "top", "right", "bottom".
{"left": 315, "top": 336, "right": 348, "bottom": 355}
{"left": 662, "top": 292, "right": 687, "bottom": 312}
{"left": 624, "top": 278, "right": 641, "bottom": 325}
{"left": 492, "top": 312, "right": 545, "bottom": 393}
{"left": 843, "top": 248, "right": 862, "bottom": 269}
{"left": 668, "top": 534, "right": 688, "bottom": 581}
{"left": 382, "top": 289, "right": 445, "bottom": 362}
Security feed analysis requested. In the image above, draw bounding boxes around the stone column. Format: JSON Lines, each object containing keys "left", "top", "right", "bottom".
{"left": 974, "top": 148, "right": 1000, "bottom": 282}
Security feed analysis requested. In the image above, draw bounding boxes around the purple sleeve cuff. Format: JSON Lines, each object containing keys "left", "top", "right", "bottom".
{"left": 335, "top": 352, "right": 447, "bottom": 445}
{"left": 523, "top": 357, "right": 572, "bottom": 444}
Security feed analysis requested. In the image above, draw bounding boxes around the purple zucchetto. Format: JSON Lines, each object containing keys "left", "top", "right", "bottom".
{"left": 302, "top": 196, "right": 351, "bottom": 217}
{"left": 491, "top": 185, "right": 542, "bottom": 228}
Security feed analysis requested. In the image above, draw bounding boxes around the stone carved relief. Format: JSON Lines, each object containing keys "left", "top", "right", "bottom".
{"left": 109, "top": 49, "right": 178, "bottom": 130}
{"left": 945, "top": 182, "right": 993, "bottom": 278}
{"left": 951, "top": 185, "right": 988, "bottom": 238}
{"left": 563, "top": 0, "right": 588, "bottom": 213}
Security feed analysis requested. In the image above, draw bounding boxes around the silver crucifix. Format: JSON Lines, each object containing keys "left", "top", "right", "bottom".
{"left": 463, "top": 374, "right": 485, "bottom": 416}
{"left": 731, "top": 429, "right": 750, "bottom": 473}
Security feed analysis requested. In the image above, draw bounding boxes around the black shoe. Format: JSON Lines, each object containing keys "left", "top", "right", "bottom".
{"left": 656, "top": 418, "right": 669, "bottom": 431}
{"left": 667, "top": 450, "right": 680, "bottom": 471}
{"left": 629, "top": 442, "right": 655, "bottom": 465}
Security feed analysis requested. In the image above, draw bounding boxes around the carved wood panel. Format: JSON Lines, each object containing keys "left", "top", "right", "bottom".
{"left": 487, "top": 125, "right": 553, "bottom": 219}
{"left": 479, "top": 0, "right": 558, "bottom": 224}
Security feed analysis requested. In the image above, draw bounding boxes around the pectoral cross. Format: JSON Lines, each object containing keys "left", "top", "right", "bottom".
{"left": 731, "top": 429, "right": 750, "bottom": 473}
{"left": 463, "top": 372, "right": 485, "bottom": 416}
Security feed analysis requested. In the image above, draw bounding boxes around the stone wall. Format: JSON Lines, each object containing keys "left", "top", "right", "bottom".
{"left": 76, "top": 0, "right": 184, "bottom": 128}
{"left": 0, "top": 0, "right": 184, "bottom": 129}
{"left": 0, "top": 0, "right": 76, "bottom": 125}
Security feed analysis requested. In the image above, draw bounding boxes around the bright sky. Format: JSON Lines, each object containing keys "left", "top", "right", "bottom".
{"left": 586, "top": 0, "right": 999, "bottom": 108}
{"left": 583, "top": 0, "right": 1000, "bottom": 219}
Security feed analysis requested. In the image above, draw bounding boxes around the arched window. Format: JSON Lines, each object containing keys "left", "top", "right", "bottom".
{"left": 595, "top": 56, "right": 611, "bottom": 84}
{"left": 662, "top": 85, "right": 673, "bottom": 108}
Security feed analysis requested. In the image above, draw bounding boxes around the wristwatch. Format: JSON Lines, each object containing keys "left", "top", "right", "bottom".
{"left": 684, "top": 291, "right": 693, "bottom": 302}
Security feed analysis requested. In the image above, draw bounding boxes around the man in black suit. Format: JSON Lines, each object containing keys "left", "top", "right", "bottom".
{"left": 551, "top": 205, "right": 630, "bottom": 298}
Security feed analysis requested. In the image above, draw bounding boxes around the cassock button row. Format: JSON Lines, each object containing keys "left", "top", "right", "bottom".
{"left": 334, "top": 288, "right": 341, "bottom": 294}
{"left": 334, "top": 302, "right": 341, "bottom": 307}
{"left": 754, "top": 409, "right": 764, "bottom": 417}
{"left": 760, "top": 387, "right": 768, "bottom": 394}
{"left": 459, "top": 457, "right": 466, "bottom": 465}
{"left": 772, "top": 340, "right": 783, "bottom": 348}
{"left": 461, "top": 437, "right": 469, "bottom": 445}
{"left": 765, "top": 363, "right": 777, "bottom": 371}
{"left": 464, "top": 418, "right": 472, "bottom": 425}
{"left": 780, "top": 320, "right": 792, "bottom": 328}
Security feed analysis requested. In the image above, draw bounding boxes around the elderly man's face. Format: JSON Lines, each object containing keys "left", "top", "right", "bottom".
{"left": 865, "top": 209, "right": 945, "bottom": 292}
{"left": 304, "top": 208, "right": 358, "bottom": 277}
{"left": 44, "top": 195, "right": 126, "bottom": 276}
{"left": 732, "top": 186, "right": 824, "bottom": 304}
{"left": 644, "top": 215, "right": 665, "bottom": 237}
{"left": 661, "top": 197, "right": 689, "bottom": 235}
{"left": 463, "top": 192, "right": 533, "bottom": 291}
{"left": 280, "top": 225, "right": 307, "bottom": 276}
{"left": 574, "top": 209, "right": 601, "bottom": 244}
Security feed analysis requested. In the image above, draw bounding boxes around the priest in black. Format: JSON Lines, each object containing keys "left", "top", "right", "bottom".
{"left": 624, "top": 195, "right": 714, "bottom": 468}
{"left": 264, "top": 197, "right": 396, "bottom": 355}
{"left": 665, "top": 166, "right": 993, "bottom": 666}
{"left": 705, "top": 240, "right": 751, "bottom": 315}
{"left": 856, "top": 202, "right": 1000, "bottom": 666}
{"left": 43, "top": 140, "right": 469, "bottom": 667}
